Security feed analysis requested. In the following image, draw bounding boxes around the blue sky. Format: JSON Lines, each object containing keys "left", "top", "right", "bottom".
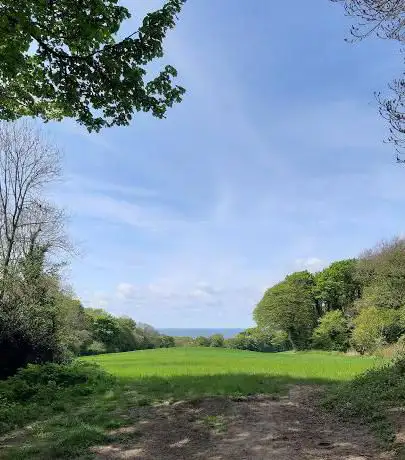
{"left": 47, "top": 0, "right": 403, "bottom": 328}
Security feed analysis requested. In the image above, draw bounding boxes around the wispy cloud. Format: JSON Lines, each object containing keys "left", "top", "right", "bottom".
{"left": 295, "top": 257, "right": 326, "bottom": 273}
{"left": 54, "top": 174, "right": 196, "bottom": 231}
{"left": 63, "top": 174, "right": 159, "bottom": 199}
{"left": 48, "top": 0, "right": 405, "bottom": 328}
{"left": 117, "top": 283, "right": 137, "bottom": 301}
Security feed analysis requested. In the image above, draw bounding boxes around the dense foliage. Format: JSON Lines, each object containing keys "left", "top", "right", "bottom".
{"left": 0, "top": 122, "right": 176, "bottom": 379}
{"left": 252, "top": 238, "right": 405, "bottom": 354}
{"left": 0, "top": 0, "right": 186, "bottom": 131}
{"left": 312, "top": 310, "right": 350, "bottom": 351}
{"left": 254, "top": 271, "right": 318, "bottom": 350}
{"left": 79, "top": 308, "right": 175, "bottom": 356}
{"left": 324, "top": 357, "right": 405, "bottom": 446}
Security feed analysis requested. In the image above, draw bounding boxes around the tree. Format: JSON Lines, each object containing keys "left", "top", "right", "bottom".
{"left": 0, "top": 243, "right": 67, "bottom": 378}
{"left": 225, "top": 328, "right": 287, "bottom": 352}
{"left": 226, "top": 331, "right": 260, "bottom": 351}
{"left": 332, "top": 0, "right": 405, "bottom": 153}
{"left": 254, "top": 271, "right": 318, "bottom": 350}
{"left": 0, "top": 122, "right": 71, "bottom": 377}
{"left": 270, "top": 330, "right": 290, "bottom": 351}
{"left": 90, "top": 313, "right": 120, "bottom": 352}
{"left": 133, "top": 322, "right": 161, "bottom": 349}
{"left": 209, "top": 333, "right": 224, "bottom": 348}
{"left": 0, "top": 0, "right": 186, "bottom": 131}
{"left": 115, "top": 316, "right": 138, "bottom": 352}
{"left": 352, "top": 306, "right": 401, "bottom": 354}
{"left": 159, "top": 335, "right": 175, "bottom": 348}
{"left": 356, "top": 238, "right": 405, "bottom": 309}
{"left": 312, "top": 310, "right": 350, "bottom": 351}
{"left": 81, "top": 309, "right": 141, "bottom": 354}
{"left": 54, "top": 293, "right": 91, "bottom": 356}
{"left": 194, "top": 336, "right": 211, "bottom": 347}
{"left": 226, "top": 329, "right": 264, "bottom": 352}
{"left": 314, "top": 259, "right": 360, "bottom": 314}
{"left": 0, "top": 121, "right": 68, "bottom": 299}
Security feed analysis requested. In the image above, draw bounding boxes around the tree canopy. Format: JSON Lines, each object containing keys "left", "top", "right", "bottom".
{"left": 254, "top": 271, "right": 318, "bottom": 350}
{"left": 0, "top": 0, "right": 186, "bottom": 131}
{"left": 356, "top": 238, "right": 405, "bottom": 309}
{"left": 312, "top": 310, "right": 350, "bottom": 351}
{"left": 314, "top": 259, "right": 360, "bottom": 313}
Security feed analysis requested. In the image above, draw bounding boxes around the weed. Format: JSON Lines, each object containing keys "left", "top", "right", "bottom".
{"left": 201, "top": 415, "right": 228, "bottom": 433}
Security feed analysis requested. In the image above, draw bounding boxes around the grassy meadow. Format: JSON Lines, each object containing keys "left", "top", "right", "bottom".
{"left": 0, "top": 348, "right": 382, "bottom": 459}
{"left": 82, "top": 347, "right": 379, "bottom": 399}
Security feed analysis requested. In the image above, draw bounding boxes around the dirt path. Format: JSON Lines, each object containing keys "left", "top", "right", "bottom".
{"left": 93, "top": 385, "right": 394, "bottom": 460}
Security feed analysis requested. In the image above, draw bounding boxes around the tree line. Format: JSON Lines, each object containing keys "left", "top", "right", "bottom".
{"left": 252, "top": 238, "right": 405, "bottom": 354}
{"left": 0, "top": 121, "right": 174, "bottom": 379}
{"left": 186, "top": 239, "right": 405, "bottom": 356}
{"left": 173, "top": 330, "right": 289, "bottom": 352}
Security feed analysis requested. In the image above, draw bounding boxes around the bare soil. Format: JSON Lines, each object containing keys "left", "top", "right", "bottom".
{"left": 93, "top": 385, "right": 395, "bottom": 460}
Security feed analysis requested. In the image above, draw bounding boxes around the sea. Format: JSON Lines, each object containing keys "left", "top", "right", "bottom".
{"left": 158, "top": 328, "right": 244, "bottom": 339}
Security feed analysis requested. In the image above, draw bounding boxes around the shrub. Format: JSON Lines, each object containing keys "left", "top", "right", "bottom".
{"left": 83, "top": 340, "right": 107, "bottom": 356}
{"left": 159, "top": 335, "right": 175, "bottom": 348}
{"left": 0, "top": 361, "right": 114, "bottom": 402}
{"left": 225, "top": 332, "right": 259, "bottom": 351}
{"left": 352, "top": 307, "right": 400, "bottom": 354}
{"left": 225, "top": 328, "right": 289, "bottom": 352}
{"left": 324, "top": 358, "right": 405, "bottom": 445}
{"left": 0, "top": 361, "right": 114, "bottom": 434}
{"left": 209, "top": 334, "right": 225, "bottom": 347}
{"left": 194, "top": 336, "right": 211, "bottom": 347}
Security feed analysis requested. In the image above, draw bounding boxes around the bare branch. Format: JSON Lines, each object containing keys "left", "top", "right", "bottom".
{"left": 332, "top": 0, "right": 405, "bottom": 154}
{"left": 0, "top": 121, "right": 69, "bottom": 297}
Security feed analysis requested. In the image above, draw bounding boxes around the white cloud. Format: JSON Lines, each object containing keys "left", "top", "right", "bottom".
{"left": 56, "top": 2, "right": 405, "bottom": 330}
{"left": 81, "top": 290, "right": 111, "bottom": 309}
{"left": 294, "top": 257, "right": 325, "bottom": 272}
{"left": 110, "top": 278, "right": 263, "bottom": 323}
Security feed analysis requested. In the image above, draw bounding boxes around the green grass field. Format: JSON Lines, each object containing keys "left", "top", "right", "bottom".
{"left": 1, "top": 348, "right": 382, "bottom": 459}
{"left": 82, "top": 347, "right": 379, "bottom": 400}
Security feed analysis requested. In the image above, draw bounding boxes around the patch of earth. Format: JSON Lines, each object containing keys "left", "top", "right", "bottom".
{"left": 93, "top": 385, "right": 395, "bottom": 460}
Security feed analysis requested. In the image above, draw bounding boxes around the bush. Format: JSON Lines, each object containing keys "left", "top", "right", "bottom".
{"left": 225, "top": 328, "right": 289, "bottom": 352}
{"left": 0, "top": 361, "right": 114, "bottom": 402}
{"left": 324, "top": 359, "right": 405, "bottom": 445}
{"left": 209, "top": 334, "right": 224, "bottom": 347}
{"left": 312, "top": 310, "right": 350, "bottom": 351}
{"left": 83, "top": 340, "right": 107, "bottom": 356}
{"left": 352, "top": 307, "right": 400, "bottom": 354}
{"left": 194, "top": 336, "right": 211, "bottom": 347}
{"left": 159, "top": 335, "right": 175, "bottom": 348}
{"left": 0, "top": 361, "right": 114, "bottom": 434}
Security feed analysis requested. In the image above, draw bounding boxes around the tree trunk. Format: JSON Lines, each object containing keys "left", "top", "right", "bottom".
{"left": 287, "top": 330, "right": 296, "bottom": 350}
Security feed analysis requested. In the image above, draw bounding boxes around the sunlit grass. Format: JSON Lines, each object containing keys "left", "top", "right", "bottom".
{"left": 82, "top": 348, "right": 380, "bottom": 400}
{"left": 84, "top": 347, "right": 379, "bottom": 381}
{"left": 1, "top": 349, "right": 381, "bottom": 459}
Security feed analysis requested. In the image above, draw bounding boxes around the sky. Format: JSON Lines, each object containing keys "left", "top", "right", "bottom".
{"left": 46, "top": 0, "right": 404, "bottom": 328}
